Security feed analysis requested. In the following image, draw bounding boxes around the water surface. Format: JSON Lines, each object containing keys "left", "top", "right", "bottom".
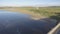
{"left": 0, "top": 10, "right": 57, "bottom": 34}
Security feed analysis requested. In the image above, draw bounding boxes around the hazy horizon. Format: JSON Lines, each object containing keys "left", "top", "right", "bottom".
{"left": 0, "top": 0, "right": 60, "bottom": 7}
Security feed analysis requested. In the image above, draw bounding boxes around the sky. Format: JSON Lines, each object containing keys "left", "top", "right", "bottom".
{"left": 0, "top": 0, "right": 60, "bottom": 7}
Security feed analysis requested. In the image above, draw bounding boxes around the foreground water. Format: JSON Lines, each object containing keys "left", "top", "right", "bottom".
{"left": 0, "top": 10, "right": 58, "bottom": 34}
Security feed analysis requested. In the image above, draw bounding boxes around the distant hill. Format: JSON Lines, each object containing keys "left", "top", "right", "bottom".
{"left": 47, "top": 6, "right": 60, "bottom": 8}
{"left": 0, "top": 6, "right": 60, "bottom": 8}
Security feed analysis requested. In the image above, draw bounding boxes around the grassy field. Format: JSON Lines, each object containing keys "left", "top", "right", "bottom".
{"left": 27, "top": 7, "right": 60, "bottom": 21}
{"left": 0, "top": 7, "right": 60, "bottom": 20}
{"left": 24, "top": 7, "right": 60, "bottom": 20}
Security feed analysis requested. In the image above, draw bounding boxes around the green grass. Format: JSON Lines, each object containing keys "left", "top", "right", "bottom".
{"left": 26, "top": 7, "right": 60, "bottom": 21}
{"left": 28, "top": 7, "right": 60, "bottom": 17}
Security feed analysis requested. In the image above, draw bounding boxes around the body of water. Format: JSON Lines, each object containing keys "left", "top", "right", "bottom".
{"left": 0, "top": 10, "right": 58, "bottom": 34}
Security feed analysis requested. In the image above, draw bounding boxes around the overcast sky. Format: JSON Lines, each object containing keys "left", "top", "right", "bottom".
{"left": 0, "top": 0, "right": 60, "bottom": 7}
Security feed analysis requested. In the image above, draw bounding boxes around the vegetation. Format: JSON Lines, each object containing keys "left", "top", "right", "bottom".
{"left": 0, "top": 7, "right": 60, "bottom": 21}
{"left": 27, "top": 7, "right": 60, "bottom": 22}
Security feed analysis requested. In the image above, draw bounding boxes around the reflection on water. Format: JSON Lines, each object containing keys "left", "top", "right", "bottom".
{"left": 0, "top": 10, "right": 57, "bottom": 34}
{"left": 57, "top": 28, "right": 60, "bottom": 34}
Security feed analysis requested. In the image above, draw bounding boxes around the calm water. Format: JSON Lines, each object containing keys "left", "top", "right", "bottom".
{"left": 0, "top": 10, "right": 58, "bottom": 34}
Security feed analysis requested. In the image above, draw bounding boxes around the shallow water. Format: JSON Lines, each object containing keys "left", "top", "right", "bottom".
{"left": 0, "top": 10, "right": 58, "bottom": 34}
